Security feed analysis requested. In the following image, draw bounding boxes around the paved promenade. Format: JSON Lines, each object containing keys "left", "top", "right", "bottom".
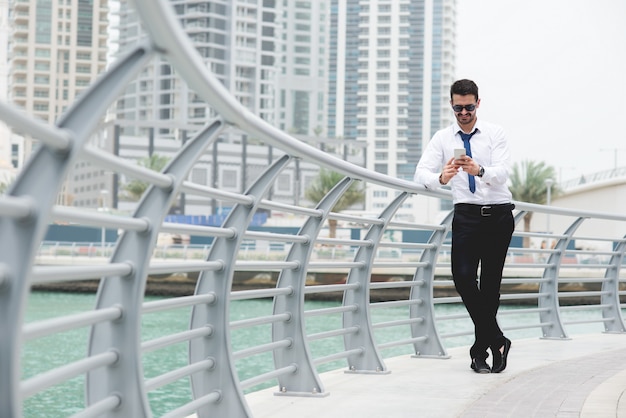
{"left": 246, "top": 333, "right": 626, "bottom": 417}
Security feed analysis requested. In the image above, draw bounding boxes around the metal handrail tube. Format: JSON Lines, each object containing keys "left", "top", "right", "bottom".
{"left": 387, "top": 220, "right": 447, "bottom": 230}
{"left": 259, "top": 199, "right": 323, "bottom": 217}
{"left": 141, "top": 327, "right": 214, "bottom": 353}
{"left": 68, "top": 395, "right": 121, "bottom": 418}
{"left": 52, "top": 206, "right": 150, "bottom": 231}
{"left": 564, "top": 318, "right": 613, "bottom": 326}
{"left": 377, "top": 241, "right": 435, "bottom": 249}
{"left": 565, "top": 249, "right": 621, "bottom": 256}
{"left": 230, "top": 287, "right": 293, "bottom": 301}
{"left": 313, "top": 348, "right": 364, "bottom": 366}
{"left": 506, "top": 263, "right": 555, "bottom": 268}
{"left": 500, "top": 293, "right": 547, "bottom": 301}
{"left": 23, "top": 306, "right": 122, "bottom": 341}
{"left": 160, "top": 391, "right": 222, "bottom": 418}
{"left": 560, "top": 304, "right": 613, "bottom": 311}
{"left": 370, "top": 299, "right": 423, "bottom": 309}
{"left": 230, "top": 313, "right": 291, "bottom": 330}
{"left": 244, "top": 230, "right": 309, "bottom": 243}
{"left": 31, "top": 263, "right": 133, "bottom": 283}
{"left": 21, "top": 350, "right": 119, "bottom": 398}
{"left": 558, "top": 291, "right": 610, "bottom": 298}
{"left": 304, "top": 304, "right": 358, "bottom": 317}
{"left": 142, "top": 294, "right": 216, "bottom": 314}
{"left": 307, "top": 261, "right": 366, "bottom": 269}
{"left": 147, "top": 260, "right": 224, "bottom": 275}
{"left": 497, "top": 307, "right": 551, "bottom": 316}
{"left": 81, "top": 146, "right": 174, "bottom": 189}
{"left": 571, "top": 235, "right": 626, "bottom": 242}
{"left": 371, "top": 262, "right": 428, "bottom": 269}
{"left": 377, "top": 336, "right": 428, "bottom": 350}
{"left": 307, "top": 326, "right": 359, "bottom": 341}
{"left": 327, "top": 212, "right": 384, "bottom": 225}
{"left": 0, "top": 196, "right": 36, "bottom": 219}
{"left": 369, "top": 280, "right": 425, "bottom": 290}
{"left": 500, "top": 322, "right": 554, "bottom": 332}
{"left": 304, "top": 283, "right": 359, "bottom": 294}
{"left": 233, "top": 339, "right": 292, "bottom": 361}
{"left": 180, "top": 181, "right": 255, "bottom": 206}
{"left": 235, "top": 261, "right": 300, "bottom": 270}
{"left": 160, "top": 222, "right": 235, "bottom": 239}
{"left": 558, "top": 277, "right": 609, "bottom": 284}
{"left": 144, "top": 359, "right": 216, "bottom": 392}
{"left": 499, "top": 278, "right": 551, "bottom": 285}
{"left": 240, "top": 365, "right": 299, "bottom": 390}
{"left": 514, "top": 231, "right": 568, "bottom": 239}
{"left": 0, "top": 102, "right": 72, "bottom": 151}
{"left": 433, "top": 296, "right": 464, "bottom": 304}
{"left": 560, "top": 264, "right": 611, "bottom": 269}
{"left": 372, "top": 317, "right": 425, "bottom": 329}
{"left": 315, "top": 238, "right": 372, "bottom": 247}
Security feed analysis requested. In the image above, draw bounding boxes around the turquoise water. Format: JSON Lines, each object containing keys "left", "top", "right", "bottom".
{"left": 21, "top": 292, "right": 608, "bottom": 417}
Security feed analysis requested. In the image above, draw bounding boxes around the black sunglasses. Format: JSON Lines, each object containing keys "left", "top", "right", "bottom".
{"left": 452, "top": 104, "right": 476, "bottom": 112}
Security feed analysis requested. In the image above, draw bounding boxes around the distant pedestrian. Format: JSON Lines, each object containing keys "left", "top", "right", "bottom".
{"left": 414, "top": 79, "right": 514, "bottom": 373}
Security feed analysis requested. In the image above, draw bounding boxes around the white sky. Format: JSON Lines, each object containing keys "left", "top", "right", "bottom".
{"left": 455, "top": 0, "right": 626, "bottom": 183}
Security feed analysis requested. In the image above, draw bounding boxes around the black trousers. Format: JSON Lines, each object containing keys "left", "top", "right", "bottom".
{"left": 451, "top": 203, "right": 515, "bottom": 360}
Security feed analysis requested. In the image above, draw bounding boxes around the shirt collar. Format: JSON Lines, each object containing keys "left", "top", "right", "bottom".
{"left": 455, "top": 118, "right": 482, "bottom": 135}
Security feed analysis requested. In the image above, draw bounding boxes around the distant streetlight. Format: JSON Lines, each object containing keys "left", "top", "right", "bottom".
{"left": 545, "top": 178, "right": 554, "bottom": 234}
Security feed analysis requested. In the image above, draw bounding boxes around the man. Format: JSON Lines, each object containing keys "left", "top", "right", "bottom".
{"left": 414, "top": 79, "right": 514, "bottom": 374}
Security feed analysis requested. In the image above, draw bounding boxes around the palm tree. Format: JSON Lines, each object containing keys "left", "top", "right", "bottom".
{"left": 509, "top": 160, "right": 560, "bottom": 247}
{"left": 122, "top": 154, "right": 170, "bottom": 201}
{"left": 304, "top": 169, "right": 365, "bottom": 238}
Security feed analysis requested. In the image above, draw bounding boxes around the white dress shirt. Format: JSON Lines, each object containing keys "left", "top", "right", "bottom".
{"left": 414, "top": 119, "right": 513, "bottom": 205}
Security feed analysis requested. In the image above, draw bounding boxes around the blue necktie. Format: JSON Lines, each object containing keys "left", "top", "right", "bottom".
{"left": 459, "top": 129, "right": 477, "bottom": 193}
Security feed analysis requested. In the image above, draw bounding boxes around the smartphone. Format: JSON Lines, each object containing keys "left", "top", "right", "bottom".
{"left": 454, "top": 148, "right": 466, "bottom": 159}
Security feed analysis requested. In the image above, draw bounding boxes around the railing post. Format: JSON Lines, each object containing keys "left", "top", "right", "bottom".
{"left": 87, "top": 120, "right": 225, "bottom": 416}
{"left": 272, "top": 177, "right": 355, "bottom": 396}
{"left": 539, "top": 217, "right": 585, "bottom": 339}
{"left": 410, "top": 211, "right": 453, "bottom": 358}
{"left": 342, "top": 192, "right": 410, "bottom": 373}
{"left": 601, "top": 235, "right": 626, "bottom": 332}
{"left": 190, "top": 155, "right": 291, "bottom": 417}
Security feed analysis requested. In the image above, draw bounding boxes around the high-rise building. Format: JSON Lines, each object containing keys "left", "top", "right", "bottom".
{"left": 115, "top": 1, "right": 329, "bottom": 139}
{"left": 328, "top": 0, "right": 456, "bottom": 219}
{"left": 7, "top": 0, "right": 109, "bottom": 127}
{"left": 4, "top": 0, "right": 109, "bottom": 203}
{"left": 108, "top": 1, "right": 334, "bottom": 215}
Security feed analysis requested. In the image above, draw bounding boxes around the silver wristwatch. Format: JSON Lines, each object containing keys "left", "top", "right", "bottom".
{"left": 477, "top": 166, "right": 485, "bottom": 178}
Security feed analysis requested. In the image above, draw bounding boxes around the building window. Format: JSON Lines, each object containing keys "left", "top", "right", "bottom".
{"left": 221, "top": 169, "right": 238, "bottom": 189}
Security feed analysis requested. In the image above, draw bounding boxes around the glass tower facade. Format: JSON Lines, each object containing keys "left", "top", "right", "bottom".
{"left": 328, "top": 0, "right": 456, "bottom": 217}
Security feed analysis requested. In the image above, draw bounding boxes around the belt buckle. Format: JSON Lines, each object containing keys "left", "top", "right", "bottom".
{"left": 480, "top": 206, "right": 492, "bottom": 217}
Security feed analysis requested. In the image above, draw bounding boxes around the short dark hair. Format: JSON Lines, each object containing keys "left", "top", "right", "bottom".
{"left": 450, "top": 79, "right": 479, "bottom": 101}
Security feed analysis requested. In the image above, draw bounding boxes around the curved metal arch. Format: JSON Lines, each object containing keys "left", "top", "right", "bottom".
{"left": 272, "top": 177, "right": 356, "bottom": 396}
{"left": 343, "top": 192, "right": 410, "bottom": 373}
{"left": 87, "top": 119, "right": 226, "bottom": 416}
{"left": 410, "top": 211, "right": 454, "bottom": 358}
{"left": 539, "top": 217, "right": 586, "bottom": 339}
{"left": 601, "top": 235, "right": 626, "bottom": 332}
{"left": 0, "top": 43, "right": 155, "bottom": 417}
{"left": 189, "top": 155, "right": 292, "bottom": 418}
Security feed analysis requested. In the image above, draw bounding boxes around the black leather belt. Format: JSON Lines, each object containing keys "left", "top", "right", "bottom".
{"left": 454, "top": 203, "right": 515, "bottom": 217}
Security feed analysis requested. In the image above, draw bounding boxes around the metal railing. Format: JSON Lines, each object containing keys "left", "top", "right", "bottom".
{"left": 1, "top": 1, "right": 626, "bottom": 417}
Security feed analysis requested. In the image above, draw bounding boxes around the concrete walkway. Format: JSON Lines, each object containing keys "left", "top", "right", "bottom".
{"left": 246, "top": 333, "right": 626, "bottom": 417}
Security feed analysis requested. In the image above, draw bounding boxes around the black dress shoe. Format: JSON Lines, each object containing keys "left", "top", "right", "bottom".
{"left": 470, "top": 357, "right": 491, "bottom": 374}
{"left": 491, "top": 337, "right": 511, "bottom": 373}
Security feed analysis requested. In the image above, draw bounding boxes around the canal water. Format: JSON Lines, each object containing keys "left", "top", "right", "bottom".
{"left": 21, "top": 291, "right": 607, "bottom": 417}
